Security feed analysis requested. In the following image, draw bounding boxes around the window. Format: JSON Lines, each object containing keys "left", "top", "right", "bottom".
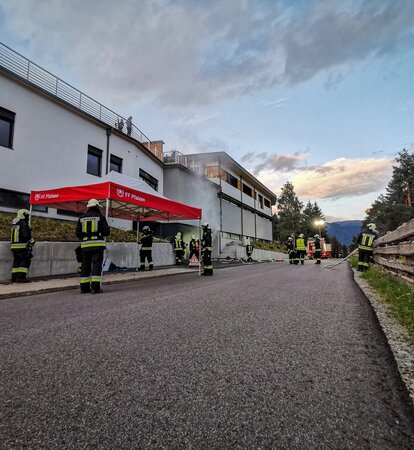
{"left": 258, "top": 194, "right": 264, "bottom": 209}
{"left": 205, "top": 166, "right": 220, "bottom": 178}
{"left": 0, "top": 106, "right": 15, "bottom": 149}
{"left": 226, "top": 172, "right": 239, "bottom": 189}
{"left": 110, "top": 154, "right": 123, "bottom": 173}
{"left": 139, "top": 168, "right": 158, "bottom": 191}
{"left": 87, "top": 145, "right": 103, "bottom": 177}
{"left": 242, "top": 183, "right": 253, "bottom": 197}
{"left": 0, "top": 188, "right": 47, "bottom": 212}
{"left": 264, "top": 198, "right": 271, "bottom": 208}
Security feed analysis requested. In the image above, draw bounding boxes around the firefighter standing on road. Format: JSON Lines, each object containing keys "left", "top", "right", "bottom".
{"left": 138, "top": 226, "right": 153, "bottom": 271}
{"left": 286, "top": 236, "right": 295, "bottom": 264}
{"left": 357, "top": 223, "right": 379, "bottom": 272}
{"left": 172, "top": 232, "right": 186, "bottom": 265}
{"left": 10, "top": 209, "right": 35, "bottom": 283}
{"left": 246, "top": 243, "right": 254, "bottom": 262}
{"left": 314, "top": 234, "right": 321, "bottom": 265}
{"left": 76, "top": 199, "right": 110, "bottom": 294}
{"left": 295, "top": 233, "right": 307, "bottom": 265}
{"left": 201, "top": 222, "right": 213, "bottom": 276}
{"left": 189, "top": 235, "right": 200, "bottom": 260}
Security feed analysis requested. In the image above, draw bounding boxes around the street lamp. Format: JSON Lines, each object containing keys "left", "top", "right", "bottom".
{"left": 314, "top": 219, "right": 324, "bottom": 236}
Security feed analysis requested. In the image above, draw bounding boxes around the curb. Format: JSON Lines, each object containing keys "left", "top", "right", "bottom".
{"left": 352, "top": 267, "right": 414, "bottom": 403}
{"left": 0, "top": 269, "right": 196, "bottom": 301}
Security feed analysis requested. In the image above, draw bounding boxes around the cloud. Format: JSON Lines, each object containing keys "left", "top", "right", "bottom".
{"left": 173, "top": 112, "right": 219, "bottom": 127}
{"left": 259, "top": 97, "right": 289, "bottom": 108}
{"left": 1, "top": 0, "right": 414, "bottom": 107}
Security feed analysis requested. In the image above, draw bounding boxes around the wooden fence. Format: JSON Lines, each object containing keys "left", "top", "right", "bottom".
{"left": 374, "top": 218, "right": 414, "bottom": 283}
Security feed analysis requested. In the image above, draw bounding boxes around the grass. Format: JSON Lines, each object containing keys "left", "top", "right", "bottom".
{"left": 252, "top": 240, "right": 285, "bottom": 252}
{"left": 350, "top": 256, "right": 414, "bottom": 344}
{"left": 0, "top": 212, "right": 167, "bottom": 243}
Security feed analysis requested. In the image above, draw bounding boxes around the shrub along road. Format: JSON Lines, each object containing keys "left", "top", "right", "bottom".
{"left": 1, "top": 262, "right": 414, "bottom": 448}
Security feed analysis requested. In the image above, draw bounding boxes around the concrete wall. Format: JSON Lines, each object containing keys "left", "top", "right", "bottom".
{"left": 219, "top": 241, "right": 284, "bottom": 261}
{"left": 0, "top": 241, "right": 175, "bottom": 282}
{"left": 256, "top": 215, "right": 273, "bottom": 241}
{"left": 0, "top": 73, "right": 164, "bottom": 224}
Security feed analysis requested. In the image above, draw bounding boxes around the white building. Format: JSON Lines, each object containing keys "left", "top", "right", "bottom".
{"left": 0, "top": 42, "right": 276, "bottom": 253}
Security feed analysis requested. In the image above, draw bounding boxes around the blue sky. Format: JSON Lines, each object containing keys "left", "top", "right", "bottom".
{"left": 1, "top": 0, "right": 414, "bottom": 221}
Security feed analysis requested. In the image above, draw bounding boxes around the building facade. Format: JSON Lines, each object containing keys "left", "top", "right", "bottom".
{"left": 0, "top": 42, "right": 276, "bottom": 255}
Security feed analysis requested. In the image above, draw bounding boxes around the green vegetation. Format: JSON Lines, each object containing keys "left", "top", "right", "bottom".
{"left": 252, "top": 240, "right": 285, "bottom": 252}
{"left": 0, "top": 212, "right": 167, "bottom": 243}
{"left": 350, "top": 256, "right": 414, "bottom": 344}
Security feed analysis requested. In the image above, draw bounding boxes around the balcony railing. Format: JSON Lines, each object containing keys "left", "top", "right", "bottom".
{"left": 0, "top": 42, "right": 162, "bottom": 160}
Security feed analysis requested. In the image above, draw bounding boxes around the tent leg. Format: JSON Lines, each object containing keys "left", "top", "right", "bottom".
{"left": 136, "top": 217, "right": 140, "bottom": 272}
{"left": 199, "top": 219, "right": 202, "bottom": 276}
{"left": 102, "top": 198, "right": 109, "bottom": 280}
{"left": 28, "top": 204, "right": 33, "bottom": 227}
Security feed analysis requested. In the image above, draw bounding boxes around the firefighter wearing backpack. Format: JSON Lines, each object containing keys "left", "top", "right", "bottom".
{"left": 286, "top": 236, "right": 295, "bottom": 264}
{"left": 172, "top": 232, "right": 186, "bottom": 265}
{"left": 76, "top": 199, "right": 110, "bottom": 294}
{"left": 10, "top": 209, "right": 35, "bottom": 283}
{"left": 357, "top": 223, "right": 379, "bottom": 272}
{"left": 295, "top": 233, "right": 306, "bottom": 265}
{"left": 201, "top": 222, "right": 213, "bottom": 276}
{"left": 139, "top": 226, "right": 153, "bottom": 271}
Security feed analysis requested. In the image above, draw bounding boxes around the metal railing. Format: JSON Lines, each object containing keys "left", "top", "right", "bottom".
{"left": 163, "top": 150, "right": 202, "bottom": 174}
{"left": 0, "top": 42, "right": 162, "bottom": 160}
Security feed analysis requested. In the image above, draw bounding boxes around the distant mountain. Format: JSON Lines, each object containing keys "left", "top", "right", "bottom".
{"left": 327, "top": 220, "right": 363, "bottom": 246}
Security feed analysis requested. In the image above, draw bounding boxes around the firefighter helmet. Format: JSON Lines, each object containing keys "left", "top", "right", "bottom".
{"left": 367, "top": 223, "right": 376, "bottom": 231}
{"left": 299, "top": 233, "right": 304, "bottom": 238}
{"left": 191, "top": 235, "right": 196, "bottom": 240}
{"left": 314, "top": 234, "right": 319, "bottom": 238}
{"left": 16, "top": 209, "right": 30, "bottom": 220}
{"left": 143, "top": 226, "right": 150, "bottom": 232}
{"left": 288, "top": 237, "right": 293, "bottom": 241}
{"left": 176, "top": 232, "right": 181, "bottom": 238}
{"left": 87, "top": 198, "right": 101, "bottom": 208}
{"left": 202, "top": 221, "right": 210, "bottom": 228}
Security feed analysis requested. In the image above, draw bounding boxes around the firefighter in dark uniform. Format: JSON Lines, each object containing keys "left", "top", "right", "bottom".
{"left": 10, "top": 209, "right": 35, "bottom": 283}
{"left": 314, "top": 234, "right": 321, "bottom": 264}
{"left": 76, "top": 199, "right": 110, "bottom": 294}
{"left": 139, "top": 225, "right": 153, "bottom": 271}
{"left": 286, "top": 236, "right": 295, "bottom": 264}
{"left": 357, "top": 223, "right": 379, "bottom": 272}
{"left": 201, "top": 222, "right": 213, "bottom": 276}
{"left": 246, "top": 243, "right": 254, "bottom": 262}
{"left": 172, "top": 232, "right": 186, "bottom": 265}
{"left": 189, "top": 235, "right": 200, "bottom": 260}
{"left": 295, "top": 233, "right": 306, "bottom": 265}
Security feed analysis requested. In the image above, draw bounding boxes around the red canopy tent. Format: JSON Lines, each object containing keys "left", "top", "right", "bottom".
{"left": 29, "top": 172, "right": 202, "bottom": 273}
{"left": 29, "top": 172, "right": 202, "bottom": 222}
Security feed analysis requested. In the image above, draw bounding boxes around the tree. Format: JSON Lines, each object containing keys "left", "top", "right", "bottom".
{"left": 301, "top": 200, "right": 326, "bottom": 239}
{"left": 275, "top": 182, "right": 303, "bottom": 243}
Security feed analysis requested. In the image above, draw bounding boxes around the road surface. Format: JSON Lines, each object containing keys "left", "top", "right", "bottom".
{"left": 1, "top": 262, "right": 414, "bottom": 449}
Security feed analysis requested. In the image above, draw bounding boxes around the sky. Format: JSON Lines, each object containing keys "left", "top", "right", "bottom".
{"left": 1, "top": 0, "right": 414, "bottom": 221}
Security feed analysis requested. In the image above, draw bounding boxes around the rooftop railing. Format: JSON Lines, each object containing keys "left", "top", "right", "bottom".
{"left": 0, "top": 42, "right": 162, "bottom": 160}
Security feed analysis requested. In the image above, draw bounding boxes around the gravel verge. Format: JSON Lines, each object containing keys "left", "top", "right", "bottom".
{"left": 353, "top": 267, "right": 414, "bottom": 402}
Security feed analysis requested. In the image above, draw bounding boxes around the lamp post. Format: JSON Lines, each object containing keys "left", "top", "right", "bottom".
{"left": 314, "top": 219, "right": 324, "bottom": 236}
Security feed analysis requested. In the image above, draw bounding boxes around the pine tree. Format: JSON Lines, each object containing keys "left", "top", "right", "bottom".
{"left": 275, "top": 181, "right": 303, "bottom": 243}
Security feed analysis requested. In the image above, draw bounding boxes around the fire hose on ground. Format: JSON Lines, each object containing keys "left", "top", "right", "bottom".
{"left": 323, "top": 248, "right": 358, "bottom": 269}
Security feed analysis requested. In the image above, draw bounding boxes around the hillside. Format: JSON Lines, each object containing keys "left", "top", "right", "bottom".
{"left": 327, "top": 220, "right": 362, "bottom": 246}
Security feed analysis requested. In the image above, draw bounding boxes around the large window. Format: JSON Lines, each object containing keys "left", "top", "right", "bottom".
{"left": 258, "top": 194, "right": 264, "bottom": 209}
{"left": 0, "top": 106, "right": 15, "bottom": 149}
{"left": 139, "top": 168, "right": 158, "bottom": 191}
{"left": 110, "top": 154, "right": 123, "bottom": 173}
{"left": 242, "top": 183, "right": 253, "bottom": 197}
{"left": 264, "top": 198, "right": 271, "bottom": 208}
{"left": 0, "top": 188, "right": 47, "bottom": 212}
{"left": 226, "top": 172, "right": 239, "bottom": 189}
{"left": 87, "top": 145, "right": 103, "bottom": 177}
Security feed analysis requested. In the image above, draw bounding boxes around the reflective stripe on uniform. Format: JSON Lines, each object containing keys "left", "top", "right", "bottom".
{"left": 358, "top": 246, "right": 373, "bottom": 251}
{"left": 80, "top": 277, "right": 91, "bottom": 284}
{"left": 91, "top": 276, "right": 102, "bottom": 283}
{"left": 141, "top": 247, "right": 152, "bottom": 250}
{"left": 11, "top": 244, "right": 27, "bottom": 250}
{"left": 358, "top": 262, "right": 369, "bottom": 267}
{"left": 81, "top": 240, "right": 106, "bottom": 248}
{"left": 204, "top": 265, "right": 213, "bottom": 269}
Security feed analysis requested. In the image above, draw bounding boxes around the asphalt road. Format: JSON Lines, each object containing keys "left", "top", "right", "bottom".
{"left": 1, "top": 262, "right": 414, "bottom": 449}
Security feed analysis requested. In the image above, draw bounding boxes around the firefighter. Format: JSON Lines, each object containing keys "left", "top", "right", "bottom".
{"left": 201, "top": 222, "right": 213, "bottom": 276}
{"left": 295, "top": 233, "right": 306, "bottom": 265}
{"left": 357, "top": 223, "right": 379, "bottom": 272}
{"left": 76, "top": 199, "right": 110, "bottom": 294}
{"left": 314, "top": 234, "right": 321, "bottom": 265}
{"left": 189, "top": 235, "right": 200, "bottom": 260}
{"left": 246, "top": 243, "right": 254, "bottom": 262}
{"left": 138, "top": 225, "right": 153, "bottom": 271}
{"left": 10, "top": 209, "right": 35, "bottom": 283}
{"left": 172, "top": 232, "right": 186, "bottom": 265}
{"left": 286, "top": 236, "right": 295, "bottom": 264}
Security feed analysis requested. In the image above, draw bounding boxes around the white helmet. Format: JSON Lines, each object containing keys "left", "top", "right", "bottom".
{"left": 314, "top": 234, "right": 319, "bottom": 238}
{"left": 87, "top": 198, "right": 101, "bottom": 208}
{"left": 191, "top": 235, "right": 196, "bottom": 240}
{"left": 202, "top": 221, "right": 210, "bottom": 228}
{"left": 176, "top": 232, "right": 181, "bottom": 238}
{"left": 299, "top": 233, "right": 304, "bottom": 238}
{"left": 143, "top": 226, "right": 150, "bottom": 232}
{"left": 288, "top": 237, "right": 293, "bottom": 241}
{"left": 16, "top": 209, "right": 30, "bottom": 220}
{"left": 367, "top": 223, "right": 376, "bottom": 231}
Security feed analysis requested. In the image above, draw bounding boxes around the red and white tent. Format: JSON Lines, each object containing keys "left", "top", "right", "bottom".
{"left": 30, "top": 171, "right": 202, "bottom": 222}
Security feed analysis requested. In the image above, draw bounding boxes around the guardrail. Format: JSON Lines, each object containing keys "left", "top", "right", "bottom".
{"left": 0, "top": 42, "right": 162, "bottom": 160}
{"left": 374, "top": 218, "right": 414, "bottom": 283}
